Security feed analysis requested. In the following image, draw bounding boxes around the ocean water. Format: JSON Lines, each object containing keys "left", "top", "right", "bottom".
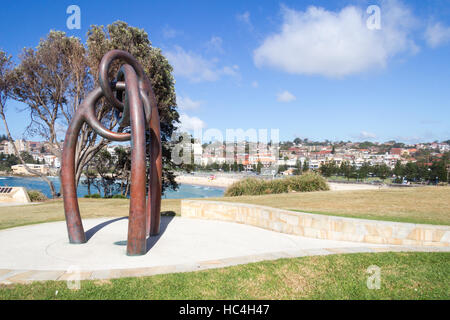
{"left": 0, "top": 176, "right": 224, "bottom": 199}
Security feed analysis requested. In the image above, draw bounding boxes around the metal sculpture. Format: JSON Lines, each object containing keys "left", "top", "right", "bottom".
{"left": 61, "top": 50, "right": 162, "bottom": 256}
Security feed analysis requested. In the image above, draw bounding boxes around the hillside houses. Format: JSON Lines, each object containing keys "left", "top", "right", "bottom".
{"left": 0, "top": 139, "right": 58, "bottom": 168}
{"left": 199, "top": 140, "right": 449, "bottom": 172}
{"left": 0, "top": 137, "right": 448, "bottom": 173}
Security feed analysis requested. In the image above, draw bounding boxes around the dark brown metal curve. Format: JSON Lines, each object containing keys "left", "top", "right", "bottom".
{"left": 61, "top": 50, "right": 162, "bottom": 256}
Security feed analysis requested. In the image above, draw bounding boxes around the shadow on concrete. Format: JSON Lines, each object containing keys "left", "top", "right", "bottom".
{"left": 85, "top": 216, "right": 128, "bottom": 241}
{"left": 84, "top": 212, "right": 176, "bottom": 254}
{"left": 146, "top": 214, "right": 175, "bottom": 253}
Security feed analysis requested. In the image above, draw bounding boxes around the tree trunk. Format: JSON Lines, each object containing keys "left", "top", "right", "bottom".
{"left": 86, "top": 178, "right": 91, "bottom": 196}
{"left": 125, "top": 176, "right": 131, "bottom": 197}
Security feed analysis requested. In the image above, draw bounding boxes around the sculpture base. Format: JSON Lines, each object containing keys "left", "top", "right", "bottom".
{"left": 68, "top": 238, "right": 87, "bottom": 245}
{"left": 0, "top": 216, "right": 399, "bottom": 284}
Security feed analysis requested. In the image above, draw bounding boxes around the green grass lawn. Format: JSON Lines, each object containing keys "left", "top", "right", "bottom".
{"left": 1, "top": 252, "right": 448, "bottom": 300}
{"left": 0, "top": 188, "right": 448, "bottom": 300}
{"left": 0, "top": 198, "right": 181, "bottom": 231}
{"left": 211, "top": 186, "right": 450, "bottom": 225}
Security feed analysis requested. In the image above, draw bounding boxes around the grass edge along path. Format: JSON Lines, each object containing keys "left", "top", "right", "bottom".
{"left": 0, "top": 252, "right": 448, "bottom": 300}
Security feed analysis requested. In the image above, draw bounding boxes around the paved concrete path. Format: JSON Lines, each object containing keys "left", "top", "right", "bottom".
{"left": 328, "top": 182, "right": 384, "bottom": 191}
{"left": 0, "top": 202, "right": 37, "bottom": 207}
{"left": 0, "top": 217, "right": 448, "bottom": 284}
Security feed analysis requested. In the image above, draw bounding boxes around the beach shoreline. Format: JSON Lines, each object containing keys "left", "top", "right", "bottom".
{"left": 175, "top": 174, "right": 387, "bottom": 191}
{"left": 177, "top": 181, "right": 227, "bottom": 190}
{"left": 175, "top": 174, "right": 239, "bottom": 188}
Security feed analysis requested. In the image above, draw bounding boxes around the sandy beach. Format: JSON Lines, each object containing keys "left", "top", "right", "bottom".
{"left": 328, "top": 182, "right": 384, "bottom": 191}
{"left": 175, "top": 174, "right": 239, "bottom": 188}
{"left": 175, "top": 174, "right": 385, "bottom": 191}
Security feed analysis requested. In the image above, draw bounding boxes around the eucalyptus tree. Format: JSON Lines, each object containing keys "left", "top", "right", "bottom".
{"left": 86, "top": 21, "right": 180, "bottom": 194}
{"left": 0, "top": 50, "right": 59, "bottom": 196}
{"left": 5, "top": 21, "right": 180, "bottom": 197}
{"left": 6, "top": 32, "right": 90, "bottom": 197}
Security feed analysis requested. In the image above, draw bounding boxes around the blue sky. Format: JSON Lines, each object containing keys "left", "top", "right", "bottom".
{"left": 0, "top": 0, "right": 449, "bottom": 143}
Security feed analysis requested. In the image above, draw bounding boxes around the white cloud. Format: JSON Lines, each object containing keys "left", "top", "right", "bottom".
{"left": 236, "top": 11, "right": 252, "bottom": 28}
{"left": 206, "top": 36, "right": 224, "bottom": 53}
{"left": 425, "top": 22, "right": 450, "bottom": 48}
{"left": 55, "top": 122, "right": 68, "bottom": 140}
{"left": 419, "top": 119, "right": 441, "bottom": 125}
{"left": 165, "top": 46, "right": 218, "bottom": 82}
{"left": 178, "top": 114, "right": 206, "bottom": 132}
{"left": 254, "top": 1, "right": 418, "bottom": 77}
{"left": 251, "top": 81, "right": 259, "bottom": 88}
{"left": 277, "top": 90, "right": 296, "bottom": 102}
{"left": 390, "top": 133, "right": 436, "bottom": 144}
{"left": 165, "top": 46, "right": 239, "bottom": 82}
{"left": 356, "top": 131, "right": 377, "bottom": 140}
{"left": 221, "top": 65, "right": 239, "bottom": 77}
{"left": 162, "top": 25, "right": 181, "bottom": 39}
{"left": 177, "top": 96, "right": 202, "bottom": 110}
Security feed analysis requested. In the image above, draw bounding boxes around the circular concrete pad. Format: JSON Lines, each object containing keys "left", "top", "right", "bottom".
{"left": 0, "top": 216, "right": 391, "bottom": 273}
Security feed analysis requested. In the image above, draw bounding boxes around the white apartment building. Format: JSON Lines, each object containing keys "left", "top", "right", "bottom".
{"left": 43, "top": 154, "right": 61, "bottom": 168}
{"left": 11, "top": 163, "right": 50, "bottom": 175}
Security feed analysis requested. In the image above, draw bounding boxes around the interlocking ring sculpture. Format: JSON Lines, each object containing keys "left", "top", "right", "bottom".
{"left": 61, "top": 50, "right": 162, "bottom": 256}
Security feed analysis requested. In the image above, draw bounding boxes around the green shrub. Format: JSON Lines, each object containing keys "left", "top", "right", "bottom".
{"left": 27, "top": 189, "right": 48, "bottom": 202}
{"left": 225, "top": 172, "right": 329, "bottom": 197}
{"left": 84, "top": 193, "right": 126, "bottom": 199}
{"left": 112, "top": 194, "right": 127, "bottom": 199}
{"left": 84, "top": 193, "right": 101, "bottom": 198}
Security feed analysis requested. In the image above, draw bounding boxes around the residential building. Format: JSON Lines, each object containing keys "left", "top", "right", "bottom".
{"left": 11, "top": 164, "right": 50, "bottom": 175}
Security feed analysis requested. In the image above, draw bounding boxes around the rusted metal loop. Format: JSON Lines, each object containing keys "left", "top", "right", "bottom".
{"left": 62, "top": 49, "right": 163, "bottom": 256}
{"left": 140, "top": 87, "right": 152, "bottom": 126}
{"left": 98, "top": 49, "right": 146, "bottom": 112}
{"left": 109, "top": 67, "right": 151, "bottom": 130}
{"left": 82, "top": 82, "right": 131, "bottom": 142}
{"left": 115, "top": 67, "right": 131, "bottom": 128}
